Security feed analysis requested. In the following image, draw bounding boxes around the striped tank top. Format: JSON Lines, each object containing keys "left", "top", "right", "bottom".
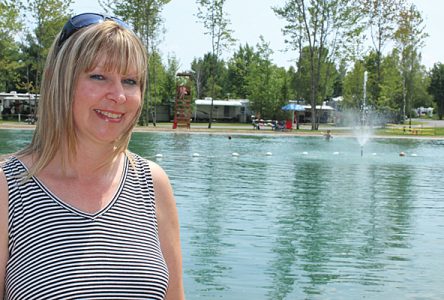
{"left": 2, "top": 154, "right": 169, "bottom": 299}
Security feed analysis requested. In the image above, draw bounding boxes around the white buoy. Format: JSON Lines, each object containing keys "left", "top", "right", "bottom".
{"left": 192, "top": 153, "right": 200, "bottom": 157}
{"left": 266, "top": 152, "right": 272, "bottom": 156}
{"left": 155, "top": 154, "right": 163, "bottom": 158}
{"left": 232, "top": 152, "right": 239, "bottom": 157}
{"left": 372, "top": 153, "right": 377, "bottom": 156}
{"left": 333, "top": 152, "right": 339, "bottom": 155}
{"left": 411, "top": 153, "right": 417, "bottom": 157}
{"left": 302, "top": 151, "right": 308, "bottom": 155}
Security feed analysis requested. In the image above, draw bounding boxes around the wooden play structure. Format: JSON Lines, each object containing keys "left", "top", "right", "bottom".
{"left": 173, "top": 73, "right": 193, "bottom": 129}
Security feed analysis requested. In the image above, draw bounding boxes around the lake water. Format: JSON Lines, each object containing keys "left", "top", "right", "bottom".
{"left": 1, "top": 129, "right": 444, "bottom": 299}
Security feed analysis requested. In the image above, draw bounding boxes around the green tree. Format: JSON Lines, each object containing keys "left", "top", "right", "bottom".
{"left": 190, "top": 56, "right": 206, "bottom": 100}
{"left": 147, "top": 50, "right": 168, "bottom": 125}
{"left": 246, "top": 37, "right": 288, "bottom": 120}
{"left": 25, "top": 0, "right": 72, "bottom": 92}
{"left": 428, "top": 63, "right": 444, "bottom": 120}
{"left": 360, "top": 0, "right": 406, "bottom": 103}
{"left": 0, "top": 0, "right": 23, "bottom": 91}
{"left": 379, "top": 49, "right": 403, "bottom": 112}
{"left": 411, "top": 66, "right": 433, "bottom": 110}
{"left": 274, "top": 0, "right": 360, "bottom": 130}
{"left": 191, "top": 52, "right": 226, "bottom": 100}
{"left": 343, "top": 60, "right": 366, "bottom": 109}
{"left": 226, "top": 44, "right": 255, "bottom": 99}
{"left": 294, "top": 46, "right": 337, "bottom": 107}
{"left": 196, "top": 0, "right": 235, "bottom": 128}
{"left": 163, "top": 55, "right": 180, "bottom": 104}
{"left": 394, "top": 3, "right": 427, "bottom": 125}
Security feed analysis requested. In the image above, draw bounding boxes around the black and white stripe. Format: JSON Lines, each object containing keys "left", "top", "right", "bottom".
{"left": 2, "top": 154, "right": 169, "bottom": 300}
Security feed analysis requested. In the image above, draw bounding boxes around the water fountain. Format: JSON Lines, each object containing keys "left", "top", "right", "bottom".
{"left": 354, "top": 71, "right": 372, "bottom": 157}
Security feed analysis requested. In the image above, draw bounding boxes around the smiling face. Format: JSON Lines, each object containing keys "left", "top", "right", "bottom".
{"left": 72, "top": 60, "right": 142, "bottom": 146}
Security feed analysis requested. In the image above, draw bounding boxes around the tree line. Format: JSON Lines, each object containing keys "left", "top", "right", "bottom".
{"left": 1, "top": 0, "right": 444, "bottom": 129}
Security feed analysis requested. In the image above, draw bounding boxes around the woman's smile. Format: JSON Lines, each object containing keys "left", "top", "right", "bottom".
{"left": 94, "top": 109, "right": 124, "bottom": 122}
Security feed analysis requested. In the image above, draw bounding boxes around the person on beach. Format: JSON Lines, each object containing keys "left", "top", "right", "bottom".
{"left": 0, "top": 13, "right": 184, "bottom": 299}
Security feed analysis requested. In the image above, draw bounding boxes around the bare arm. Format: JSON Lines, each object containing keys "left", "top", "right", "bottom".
{"left": 150, "top": 161, "right": 185, "bottom": 300}
{"left": 0, "top": 169, "right": 9, "bottom": 298}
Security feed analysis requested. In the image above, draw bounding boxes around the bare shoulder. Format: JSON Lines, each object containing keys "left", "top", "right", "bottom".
{"left": 147, "top": 160, "right": 174, "bottom": 205}
{"left": 148, "top": 160, "right": 169, "bottom": 182}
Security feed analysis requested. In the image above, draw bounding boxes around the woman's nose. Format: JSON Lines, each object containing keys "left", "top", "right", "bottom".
{"left": 107, "top": 80, "right": 126, "bottom": 103}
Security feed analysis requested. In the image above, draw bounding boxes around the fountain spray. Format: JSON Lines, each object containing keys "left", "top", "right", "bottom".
{"left": 360, "top": 71, "right": 368, "bottom": 157}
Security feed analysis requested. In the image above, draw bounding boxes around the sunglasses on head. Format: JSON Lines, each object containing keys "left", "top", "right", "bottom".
{"left": 57, "top": 13, "right": 130, "bottom": 48}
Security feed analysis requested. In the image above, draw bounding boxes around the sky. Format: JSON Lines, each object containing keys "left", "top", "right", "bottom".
{"left": 71, "top": 0, "right": 443, "bottom": 72}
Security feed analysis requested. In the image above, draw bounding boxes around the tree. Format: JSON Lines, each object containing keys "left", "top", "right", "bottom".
{"left": 226, "top": 44, "right": 255, "bottom": 99}
{"left": 274, "top": 0, "right": 360, "bottom": 130}
{"left": 25, "top": 0, "right": 73, "bottom": 92}
{"left": 163, "top": 54, "right": 180, "bottom": 103}
{"left": 191, "top": 52, "right": 227, "bottom": 101}
{"left": 360, "top": 0, "right": 406, "bottom": 104}
{"left": 343, "top": 60, "right": 366, "bottom": 109}
{"left": 379, "top": 49, "right": 403, "bottom": 112}
{"left": 245, "top": 37, "right": 289, "bottom": 120}
{"left": 428, "top": 63, "right": 444, "bottom": 120}
{"left": 0, "top": 0, "right": 23, "bottom": 91}
{"left": 196, "top": 0, "right": 235, "bottom": 128}
{"left": 246, "top": 37, "right": 274, "bottom": 118}
{"left": 394, "top": 3, "right": 427, "bottom": 126}
{"left": 410, "top": 66, "right": 433, "bottom": 110}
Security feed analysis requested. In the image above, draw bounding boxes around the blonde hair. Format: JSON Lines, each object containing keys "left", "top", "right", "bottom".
{"left": 18, "top": 20, "right": 147, "bottom": 177}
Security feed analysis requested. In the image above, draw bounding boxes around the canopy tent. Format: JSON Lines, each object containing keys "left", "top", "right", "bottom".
{"left": 281, "top": 103, "right": 305, "bottom": 111}
{"left": 282, "top": 103, "right": 305, "bottom": 129}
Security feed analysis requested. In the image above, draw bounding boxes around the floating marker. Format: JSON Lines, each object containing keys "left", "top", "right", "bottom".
{"left": 333, "top": 152, "right": 339, "bottom": 155}
{"left": 192, "top": 153, "right": 200, "bottom": 157}
{"left": 411, "top": 153, "right": 417, "bottom": 157}
{"left": 232, "top": 152, "right": 239, "bottom": 157}
{"left": 155, "top": 154, "right": 163, "bottom": 158}
{"left": 266, "top": 152, "right": 272, "bottom": 156}
{"left": 302, "top": 152, "right": 308, "bottom": 155}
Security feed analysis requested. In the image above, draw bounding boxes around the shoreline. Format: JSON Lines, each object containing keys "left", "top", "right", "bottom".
{"left": 1, "top": 122, "right": 444, "bottom": 140}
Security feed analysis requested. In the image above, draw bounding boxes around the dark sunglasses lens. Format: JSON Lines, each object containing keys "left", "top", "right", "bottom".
{"left": 110, "top": 17, "right": 130, "bottom": 29}
{"left": 58, "top": 13, "right": 103, "bottom": 47}
{"left": 70, "top": 13, "right": 104, "bottom": 28}
{"left": 58, "top": 13, "right": 130, "bottom": 48}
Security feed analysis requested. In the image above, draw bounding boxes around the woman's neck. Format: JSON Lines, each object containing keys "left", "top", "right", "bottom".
{"left": 48, "top": 143, "right": 125, "bottom": 181}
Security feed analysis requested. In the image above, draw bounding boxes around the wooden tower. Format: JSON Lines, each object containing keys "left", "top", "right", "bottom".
{"left": 173, "top": 73, "right": 193, "bottom": 129}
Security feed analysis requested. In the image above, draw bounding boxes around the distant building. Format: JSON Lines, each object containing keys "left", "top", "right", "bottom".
{"left": 194, "top": 98, "right": 250, "bottom": 123}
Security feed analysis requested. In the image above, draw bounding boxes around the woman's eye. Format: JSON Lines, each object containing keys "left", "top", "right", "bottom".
{"left": 123, "top": 78, "right": 138, "bottom": 86}
{"left": 90, "top": 74, "right": 104, "bottom": 80}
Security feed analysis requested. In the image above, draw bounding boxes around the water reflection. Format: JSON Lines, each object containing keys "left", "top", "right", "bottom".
{"left": 2, "top": 130, "right": 444, "bottom": 299}
{"left": 0, "top": 129, "right": 33, "bottom": 154}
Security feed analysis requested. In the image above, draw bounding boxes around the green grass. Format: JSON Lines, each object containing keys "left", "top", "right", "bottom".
{"left": 376, "top": 126, "right": 441, "bottom": 137}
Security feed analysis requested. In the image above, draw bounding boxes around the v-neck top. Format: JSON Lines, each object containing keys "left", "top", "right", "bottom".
{"left": 1, "top": 154, "right": 169, "bottom": 300}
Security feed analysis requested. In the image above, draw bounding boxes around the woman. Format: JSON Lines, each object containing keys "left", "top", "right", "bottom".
{"left": 0, "top": 13, "right": 184, "bottom": 299}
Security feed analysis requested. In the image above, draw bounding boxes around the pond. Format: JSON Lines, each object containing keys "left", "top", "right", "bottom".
{"left": 1, "top": 129, "right": 444, "bottom": 299}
